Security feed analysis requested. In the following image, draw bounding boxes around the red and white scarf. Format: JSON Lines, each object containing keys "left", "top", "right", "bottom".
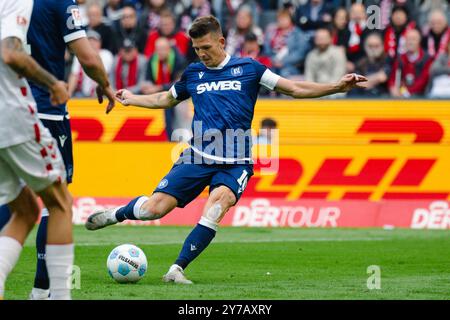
{"left": 348, "top": 20, "right": 365, "bottom": 53}
{"left": 115, "top": 56, "right": 138, "bottom": 90}
{"left": 384, "top": 21, "right": 416, "bottom": 58}
{"left": 427, "top": 27, "right": 450, "bottom": 57}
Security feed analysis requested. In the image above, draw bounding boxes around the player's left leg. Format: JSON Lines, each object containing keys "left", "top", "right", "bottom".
{"left": 163, "top": 185, "right": 237, "bottom": 284}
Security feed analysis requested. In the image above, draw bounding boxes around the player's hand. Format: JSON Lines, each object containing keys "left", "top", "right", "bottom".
{"left": 115, "top": 89, "right": 133, "bottom": 106}
{"left": 49, "top": 81, "right": 69, "bottom": 106}
{"left": 96, "top": 85, "right": 116, "bottom": 114}
{"left": 337, "top": 73, "right": 368, "bottom": 92}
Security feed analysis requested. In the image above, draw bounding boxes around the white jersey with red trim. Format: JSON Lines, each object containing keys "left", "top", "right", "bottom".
{"left": 0, "top": 0, "right": 39, "bottom": 148}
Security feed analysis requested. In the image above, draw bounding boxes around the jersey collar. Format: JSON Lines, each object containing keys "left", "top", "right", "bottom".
{"left": 206, "top": 54, "right": 231, "bottom": 70}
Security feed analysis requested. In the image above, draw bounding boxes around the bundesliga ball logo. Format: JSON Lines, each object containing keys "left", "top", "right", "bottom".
{"left": 107, "top": 244, "right": 147, "bottom": 283}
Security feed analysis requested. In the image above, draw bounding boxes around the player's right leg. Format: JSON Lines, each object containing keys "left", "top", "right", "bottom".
{"left": 85, "top": 151, "right": 213, "bottom": 230}
{"left": 85, "top": 192, "right": 178, "bottom": 230}
{"left": 30, "top": 116, "right": 74, "bottom": 300}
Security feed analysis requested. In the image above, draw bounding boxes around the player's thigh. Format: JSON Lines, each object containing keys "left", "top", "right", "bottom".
{"left": 8, "top": 186, "right": 40, "bottom": 223}
{"left": 1, "top": 124, "right": 67, "bottom": 194}
{"left": 40, "top": 117, "right": 74, "bottom": 183}
{"left": 153, "top": 162, "right": 215, "bottom": 208}
{"left": 37, "top": 179, "right": 72, "bottom": 214}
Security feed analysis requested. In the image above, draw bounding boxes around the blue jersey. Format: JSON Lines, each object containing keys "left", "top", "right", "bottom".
{"left": 27, "top": 0, "right": 86, "bottom": 116}
{"left": 171, "top": 55, "right": 280, "bottom": 163}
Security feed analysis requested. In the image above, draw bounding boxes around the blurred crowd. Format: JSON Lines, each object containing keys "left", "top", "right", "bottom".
{"left": 68, "top": 0, "right": 450, "bottom": 100}
{"left": 67, "top": 0, "right": 449, "bottom": 138}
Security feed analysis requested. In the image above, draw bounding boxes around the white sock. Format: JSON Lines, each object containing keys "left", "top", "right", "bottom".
{"left": 0, "top": 237, "right": 22, "bottom": 296}
{"left": 133, "top": 196, "right": 149, "bottom": 220}
{"left": 45, "top": 244, "right": 74, "bottom": 300}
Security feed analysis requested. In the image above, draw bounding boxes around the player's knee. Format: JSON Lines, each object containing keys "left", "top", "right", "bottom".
{"left": 39, "top": 182, "right": 72, "bottom": 215}
{"left": 212, "top": 188, "right": 236, "bottom": 208}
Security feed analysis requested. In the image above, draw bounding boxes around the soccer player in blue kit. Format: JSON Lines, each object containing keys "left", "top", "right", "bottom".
{"left": 86, "top": 16, "right": 367, "bottom": 284}
{"left": 0, "top": 0, "right": 115, "bottom": 299}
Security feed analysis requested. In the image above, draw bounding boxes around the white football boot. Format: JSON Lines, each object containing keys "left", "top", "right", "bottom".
{"left": 162, "top": 264, "right": 193, "bottom": 284}
{"left": 28, "top": 288, "right": 50, "bottom": 300}
{"left": 85, "top": 207, "right": 120, "bottom": 230}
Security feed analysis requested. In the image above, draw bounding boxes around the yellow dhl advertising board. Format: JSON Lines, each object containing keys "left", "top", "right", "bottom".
{"left": 67, "top": 99, "right": 450, "bottom": 145}
{"left": 66, "top": 99, "right": 450, "bottom": 201}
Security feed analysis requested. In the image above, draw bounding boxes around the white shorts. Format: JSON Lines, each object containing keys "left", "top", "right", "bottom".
{"left": 0, "top": 122, "right": 66, "bottom": 205}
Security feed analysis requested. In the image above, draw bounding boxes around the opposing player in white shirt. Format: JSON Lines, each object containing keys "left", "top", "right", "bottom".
{"left": 0, "top": 0, "right": 74, "bottom": 300}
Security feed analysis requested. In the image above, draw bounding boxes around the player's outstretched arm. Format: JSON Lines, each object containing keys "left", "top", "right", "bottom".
{"left": 115, "top": 89, "right": 179, "bottom": 109}
{"left": 274, "top": 73, "right": 368, "bottom": 99}
{"left": 1, "top": 37, "right": 69, "bottom": 105}
{"left": 68, "top": 37, "right": 115, "bottom": 113}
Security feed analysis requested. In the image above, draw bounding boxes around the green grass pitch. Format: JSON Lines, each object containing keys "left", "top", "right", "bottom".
{"left": 4, "top": 225, "right": 450, "bottom": 300}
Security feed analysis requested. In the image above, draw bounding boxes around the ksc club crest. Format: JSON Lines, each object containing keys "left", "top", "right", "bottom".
{"left": 231, "top": 66, "right": 243, "bottom": 77}
{"left": 158, "top": 179, "right": 168, "bottom": 189}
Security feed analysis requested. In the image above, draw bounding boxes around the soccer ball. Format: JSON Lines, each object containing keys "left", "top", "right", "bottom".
{"left": 107, "top": 244, "right": 147, "bottom": 283}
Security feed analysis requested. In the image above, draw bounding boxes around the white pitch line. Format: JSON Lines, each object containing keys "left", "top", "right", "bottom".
{"left": 34, "top": 237, "right": 387, "bottom": 247}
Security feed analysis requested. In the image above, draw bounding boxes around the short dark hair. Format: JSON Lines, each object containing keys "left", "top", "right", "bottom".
{"left": 261, "top": 118, "right": 277, "bottom": 129}
{"left": 188, "top": 15, "right": 223, "bottom": 39}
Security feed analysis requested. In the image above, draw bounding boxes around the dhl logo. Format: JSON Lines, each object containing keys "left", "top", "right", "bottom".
{"left": 247, "top": 157, "right": 448, "bottom": 201}
{"left": 71, "top": 117, "right": 166, "bottom": 142}
{"left": 70, "top": 117, "right": 446, "bottom": 144}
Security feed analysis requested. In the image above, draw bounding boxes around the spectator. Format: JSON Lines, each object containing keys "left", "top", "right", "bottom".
{"left": 179, "top": 0, "right": 215, "bottom": 33}
{"left": 87, "top": 3, "right": 116, "bottom": 54}
{"left": 422, "top": 9, "right": 450, "bottom": 59}
{"left": 225, "top": 5, "right": 264, "bottom": 56}
{"left": 255, "top": 118, "right": 278, "bottom": 145}
{"left": 346, "top": 3, "right": 370, "bottom": 71}
{"left": 141, "top": 37, "right": 187, "bottom": 139}
{"left": 68, "top": 30, "right": 114, "bottom": 98}
{"left": 104, "top": 0, "right": 124, "bottom": 24}
{"left": 388, "top": 29, "right": 433, "bottom": 97}
{"left": 76, "top": 0, "right": 89, "bottom": 27}
{"left": 264, "top": 9, "right": 310, "bottom": 77}
{"left": 139, "top": 0, "right": 169, "bottom": 33}
{"left": 331, "top": 7, "right": 350, "bottom": 48}
{"left": 242, "top": 33, "right": 272, "bottom": 68}
{"left": 305, "top": 28, "right": 347, "bottom": 93}
{"left": 384, "top": 5, "right": 416, "bottom": 60}
{"left": 142, "top": 37, "right": 186, "bottom": 94}
{"left": 112, "top": 4, "right": 148, "bottom": 53}
{"left": 427, "top": 40, "right": 450, "bottom": 98}
{"left": 293, "top": 0, "right": 334, "bottom": 33}
{"left": 349, "top": 32, "right": 391, "bottom": 97}
{"left": 144, "top": 10, "right": 190, "bottom": 58}
{"left": 214, "top": 0, "right": 262, "bottom": 32}
{"left": 111, "top": 38, "right": 148, "bottom": 93}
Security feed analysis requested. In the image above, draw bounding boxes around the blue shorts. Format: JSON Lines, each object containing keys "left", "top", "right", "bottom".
{"left": 154, "top": 151, "right": 253, "bottom": 208}
{"left": 40, "top": 117, "right": 73, "bottom": 184}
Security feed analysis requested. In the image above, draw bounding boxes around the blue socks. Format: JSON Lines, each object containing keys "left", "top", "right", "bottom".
{"left": 175, "top": 223, "right": 216, "bottom": 269}
{"left": 34, "top": 213, "right": 49, "bottom": 290}
{"left": 0, "top": 205, "right": 11, "bottom": 231}
{"left": 115, "top": 196, "right": 147, "bottom": 222}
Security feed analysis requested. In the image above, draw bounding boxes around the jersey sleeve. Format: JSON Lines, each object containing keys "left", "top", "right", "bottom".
{"left": 1, "top": 0, "right": 33, "bottom": 44}
{"left": 170, "top": 68, "right": 191, "bottom": 101}
{"left": 251, "top": 59, "right": 281, "bottom": 91}
{"left": 55, "top": 0, "right": 86, "bottom": 44}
